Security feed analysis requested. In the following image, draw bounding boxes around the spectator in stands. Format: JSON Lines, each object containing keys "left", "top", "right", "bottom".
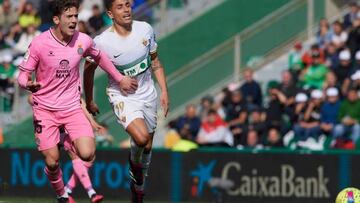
{"left": 350, "top": 70, "right": 360, "bottom": 93}
{"left": 300, "top": 50, "right": 328, "bottom": 89}
{"left": 279, "top": 70, "right": 298, "bottom": 106}
{"left": 225, "top": 90, "right": 248, "bottom": 146}
{"left": 196, "top": 109, "right": 233, "bottom": 147}
{"left": 301, "top": 44, "right": 325, "bottom": 68}
{"left": 288, "top": 41, "right": 303, "bottom": 73}
{"left": 331, "top": 21, "right": 348, "bottom": 50}
{"left": 354, "top": 51, "right": 360, "bottom": 70}
{"left": 78, "top": 20, "right": 90, "bottom": 35}
{"left": 323, "top": 71, "right": 343, "bottom": 98}
{"left": 198, "top": 95, "right": 214, "bottom": 120}
{"left": 244, "top": 130, "right": 263, "bottom": 149}
{"left": 344, "top": 2, "right": 360, "bottom": 30}
{"left": 316, "top": 19, "right": 332, "bottom": 48}
{"left": 88, "top": 4, "right": 104, "bottom": 33}
{"left": 240, "top": 69, "right": 262, "bottom": 108}
{"left": 18, "top": 1, "right": 40, "bottom": 29}
{"left": 346, "top": 18, "right": 360, "bottom": 57}
{"left": 13, "top": 24, "right": 40, "bottom": 55}
{"left": 334, "top": 89, "right": 360, "bottom": 142}
{"left": 320, "top": 88, "right": 341, "bottom": 136}
{"left": 264, "top": 128, "right": 284, "bottom": 148}
{"left": 324, "top": 42, "right": 339, "bottom": 70}
{"left": 264, "top": 81, "right": 287, "bottom": 132}
{"left": 334, "top": 50, "right": 353, "bottom": 95}
{"left": 294, "top": 90, "right": 323, "bottom": 142}
{"left": 0, "top": 29, "right": 7, "bottom": 50}
{"left": 293, "top": 92, "right": 308, "bottom": 140}
{"left": 5, "top": 22, "right": 22, "bottom": 48}
{"left": 0, "top": 54, "right": 17, "bottom": 109}
{"left": 0, "top": 0, "right": 23, "bottom": 33}
{"left": 247, "top": 107, "right": 267, "bottom": 140}
{"left": 176, "top": 104, "right": 201, "bottom": 141}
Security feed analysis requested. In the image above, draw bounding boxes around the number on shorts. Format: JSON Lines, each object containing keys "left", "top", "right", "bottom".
{"left": 33, "top": 120, "right": 42, "bottom": 134}
{"left": 115, "top": 102, "right": 124, "bottom": 112}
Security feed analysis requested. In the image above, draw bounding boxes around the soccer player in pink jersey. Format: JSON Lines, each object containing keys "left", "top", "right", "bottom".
{"left": 17, "top": 1, "right": 137, "bottom": 202}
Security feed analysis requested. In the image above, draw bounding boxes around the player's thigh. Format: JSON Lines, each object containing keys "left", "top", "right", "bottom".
{"left": 63, "top": 108, "right": 94, "bottom": 144}
{"left": 73, "top": 136, "right": 95, "bottom": 155}
{"left": 62, "top": 108, "right": 95, "bottom": 160}
{"left": 143, "top": 100, "right": 158, "bottom": 134}
{"left": 126, "top": 118, "right": 151, "bottom": 147}
{"left": 33, "top": 108, "right": 61, "bottom": 151}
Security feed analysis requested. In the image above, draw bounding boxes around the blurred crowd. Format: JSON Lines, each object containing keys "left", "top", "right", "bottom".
{"left": 165, "top": 2, "right": 360, "bottom": 151}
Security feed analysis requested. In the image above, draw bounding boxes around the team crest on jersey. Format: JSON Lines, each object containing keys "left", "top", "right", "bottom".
{"left": 77, "top": 44, "right": 84, "bottom": 55}
{"left": 142, "top": 38, "right": 149, "bottom": 47}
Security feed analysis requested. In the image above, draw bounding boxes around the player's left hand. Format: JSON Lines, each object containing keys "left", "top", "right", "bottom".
{"left": 160, "top": 92, "right": 169, "bottom": 117}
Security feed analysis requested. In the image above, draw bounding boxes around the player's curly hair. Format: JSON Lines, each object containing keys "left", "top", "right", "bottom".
{"left": 51, "top": 0, "right": 80, "bottom": 16}
{"left": 104, "top": 0, "right": 116, "bottom": 11}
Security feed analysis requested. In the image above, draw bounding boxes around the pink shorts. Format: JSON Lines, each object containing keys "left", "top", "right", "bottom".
{"left": 60, "top": 131, "right": 76, "bottom": 153}
{"left": 32, "top": 107, "right": 94, "bottom": 151}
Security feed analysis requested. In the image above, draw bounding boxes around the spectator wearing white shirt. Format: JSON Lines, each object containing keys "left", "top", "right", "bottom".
{"left": 331, "top": 21, "right": 348, "bottom": 49}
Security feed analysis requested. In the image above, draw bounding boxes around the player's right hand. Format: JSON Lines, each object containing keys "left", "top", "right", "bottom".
{"left": 26, "top": 81, "right": 41, "bottom": 93}
{"left": 119, "top": 76, "right": 138, "bottom": 96}
{"left": 86, "top": 101, "right": 100, "bottom": 116}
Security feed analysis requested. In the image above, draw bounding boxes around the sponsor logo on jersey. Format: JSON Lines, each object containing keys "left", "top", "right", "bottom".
{"left": 113, "top": 53, "right": 122, "bottom": 58}
{"left": 56, "top": 59, "right": 71, "bottom": 78}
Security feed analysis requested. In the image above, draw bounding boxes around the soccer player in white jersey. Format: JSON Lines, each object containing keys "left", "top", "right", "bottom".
{"left": 84, "top": 0, "right": 169, "bottom": 202}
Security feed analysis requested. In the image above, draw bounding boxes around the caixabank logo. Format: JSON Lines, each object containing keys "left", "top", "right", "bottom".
{"left": 189, "top": 160, "right": 331, "bottom": 199}
{"left": 190, "top": 160, "right": 217, "bottom": 197}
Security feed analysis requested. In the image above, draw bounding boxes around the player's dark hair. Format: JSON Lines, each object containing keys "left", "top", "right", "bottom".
{"left": 51, "top": 0, "right": 80, "bottom": 17}
{"left": 104, "top": 0, "right": 116, "bottom": 11}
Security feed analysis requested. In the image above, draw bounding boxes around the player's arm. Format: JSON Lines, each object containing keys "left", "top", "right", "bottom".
{"left": 17, "top": 42, "right": 41, "bottom": 92}
{"left": 85, "top": 39, "right": 138, "bottom": 95}
{"left": 80, "top": 98, "right": 104, "bottom": 131}
{"left": 83, "top": 59, "right": 99, "bottom": 115}
{"left": 17, "top": 71, "right": 41, "bottom": 93}
{"left": 151, "top": 52, "right": 169, "bottom": 117}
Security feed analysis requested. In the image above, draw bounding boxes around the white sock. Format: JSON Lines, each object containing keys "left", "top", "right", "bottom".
{"left": 142, "top": 151, "right": 152, "bottom": 177}
{"left": 64, "top": 186, "right": 72, "bottom": 195}
{"left": 87, "top": 188, "right": 96, "bottom": 198}
{"left": 57, "top": 191, "right": 68, "bottom": 199}
{"left": 130, "top": 138, "right": 144, "bottom": 164}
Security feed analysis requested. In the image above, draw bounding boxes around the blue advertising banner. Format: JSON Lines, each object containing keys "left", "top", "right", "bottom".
{"left": 0, "top": 148, "right": 351, "bottom": 202}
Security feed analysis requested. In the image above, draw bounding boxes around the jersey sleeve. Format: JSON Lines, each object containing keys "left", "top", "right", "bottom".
{"left": 83, "top": 35, "right": 100, "bottom": 59}
{"left": 19, "top": 42, "right": 39, "bottom": 72}
{"left": 148, "top": 24, "right": 158, "bottom": 54}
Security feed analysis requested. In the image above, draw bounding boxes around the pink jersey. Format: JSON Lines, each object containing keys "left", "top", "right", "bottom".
{"left": 19, "top": 29, "right": 100, "bottom": 111}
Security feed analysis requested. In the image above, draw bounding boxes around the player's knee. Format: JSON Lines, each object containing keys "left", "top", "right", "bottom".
{"left": 45, "top": 159, "right": 59, "bottom": 170}
{"left": 134, "top": 135, "right": 149, "bottom": 148}
{"left": 78, "top": 150, "right": 95, "bottom": 162}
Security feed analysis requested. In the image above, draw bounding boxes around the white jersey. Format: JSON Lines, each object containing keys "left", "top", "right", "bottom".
{"left": 94, "top": 21, "right": 158, "bottom": 102}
